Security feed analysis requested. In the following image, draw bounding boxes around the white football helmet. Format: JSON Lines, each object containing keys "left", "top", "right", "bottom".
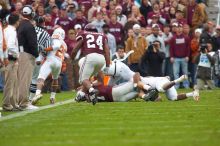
{"left": 52, "top": 27, "right": 65, "bottom": 40}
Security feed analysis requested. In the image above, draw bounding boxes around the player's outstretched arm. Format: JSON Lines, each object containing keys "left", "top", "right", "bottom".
{"left": 71, "top": 39, "right": 83, "bottom": 60}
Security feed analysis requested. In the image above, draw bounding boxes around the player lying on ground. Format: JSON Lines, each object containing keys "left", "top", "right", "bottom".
{"left": 74, "top": 72, "right": 149, "bottom": 102}
{"left": 103, "top": 60, "right": 200, "bottom": 101}
{"left": 71, "top": 23, "right": 110, "bottom": 105}
{"left": 31, "top": 27, "right": 67, "bottom": 105}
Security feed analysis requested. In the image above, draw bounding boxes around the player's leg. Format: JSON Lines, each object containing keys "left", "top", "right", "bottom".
{"left": 78, "top": 54, "right": 105, "bottom": 105}
{"left": 112, "top": 82, "right": 138, "bottom": 101}
{"left": 162, "top": 75, "right": 188, "bottom": 91}
{"left": 31, "top": 60, "right": 52, "bottom": 105}
{"left": 29, "top": 64, "right": 41, "bottom": 101}
{"left": 49, "top": 59, "right": 62, "bottom": 104}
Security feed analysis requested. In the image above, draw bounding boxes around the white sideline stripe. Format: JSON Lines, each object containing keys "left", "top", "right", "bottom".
{"left": 0, "top": 99, "right": 76, "bottom": 122}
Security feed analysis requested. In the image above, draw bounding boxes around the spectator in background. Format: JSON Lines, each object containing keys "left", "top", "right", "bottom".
{"left": 186, "top": 0, "right": 197, "bottom": 27}
{"left": 130, "top": 5, "right": 146, "bottom": 27}
{"left": 36, "top": 3, "right": 45, "bottom": 16}
{"left": 194, "top": 44, "right": 215, "bottom": 90}
{"left": 67, "top": 2, "right": 77, "bottom": 20}
{"left": 87, "top": 0, "right": 100, "bottom": 22}
{"left": 200, "top": 23, "right": 214, "bottom": 48}
{"left": 50, "top": 4, "right": 59, "bottom": 24}
{"left": 189, "top": 28, "right": 202, "bottom": 88}
{"left": 115, "top": 5, "right": 127, "bottom": 27}
{"left": 122, "top": 0, "right": 133, "bottom": 16}
{"left": 102, "top": 24, "right": 117, "bottom": 58}
{"left": 45, "top": 0, "right": 56, "bottom": 14}
{"left": 112, "top": 45, "right": 127, "bottom": 65}
{"left": 109, "top": 12, "right": 124, "bottom": 45}
{"left": 191, "top": 2, "right": 208, "bottom": 32}
{"left": 169, "top": 7, "right": 176, "bottom": 23}
{"left": 140, "top": 40, "right": 165, "bottom": 77}
{"left": 91, "top": 10, "right": 105, "bottom": 33}
{"left": 14, "top": 1, "right": 23, "bottom": 15}
{"left": 147, "top": 2, "right": 166, "bottom": 26}
{"left": 162, "top": 24, "right": 173, "bottom": 79}
{"left": 44, "top": 13, "right": 55, "bottom": 35}
{"left": 55, "top": 5, "right": 72, "bottom": 38}
{"left": 71, "top": 9, "right": 88, "bottom": 29}
{"left": 175, "top": 9, "right": 187, "bottom": 25}
{"left": 182, "top": 24, "right": 191, "bottom": 37}
{"left": 146, "top": 24, "right": 165, "bottom": 53}
{"left": 126, "top": 24, "right": 147, "bottom": 72}
{"left": 214, "top": 48, "right": 220, "bottom": 87}
{"left": 213, "top": 26, "right": 220, "bottom": 51}
{"left": 170, "top": 23, "right": 190, "bottom": 89}
{"left": 2, "top": 14, "right": 20, "bottom": 111}
{"left": 139, "top": 0, "right": 153, "bottom": 24}
{"left": 17, "top": 5, "right": 39, "bottom": 110}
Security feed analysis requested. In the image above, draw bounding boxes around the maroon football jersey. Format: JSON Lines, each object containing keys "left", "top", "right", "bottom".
{"left": 94, "top": 84, "right": 113, "bottom": 102}
{"left": 76, "top": 31, "right": 107, "bottom": 56}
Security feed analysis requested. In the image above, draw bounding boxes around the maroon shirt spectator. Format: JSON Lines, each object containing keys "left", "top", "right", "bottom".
{"left": 55, "top": 6, "right": 72, "bottom": 36}
{"left": 175, "top": 9, "right": 187, "bottom": 24}
{"left": 44, "top": 14, "right": 55, "bottom": 35}
{"left": 71, "top": 9, "right": 88, "bottom": 29}
{"left": 122, "top": 0, "right": 134, "bottom": 16}
{"left": 147, "top": 2, "right": 167, "bottom": 25}
{"left": 186, "top": 0, "right": 197, "bottom": 26}
{"left": 170, "top": 26, "right": 190, "bottom": 58}
{"left": 108, "top": 13, "right": 124, "bottom": 44}
{"left": 50, "top": 5, "right": 59, "bottom": 24}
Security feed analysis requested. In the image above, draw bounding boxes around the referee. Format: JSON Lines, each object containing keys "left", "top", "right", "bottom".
{"left": 17, "top": 5, "right": 39, "bottom": 110}
{"left": 29, "top": 16, "right": 51, "bottom": 101}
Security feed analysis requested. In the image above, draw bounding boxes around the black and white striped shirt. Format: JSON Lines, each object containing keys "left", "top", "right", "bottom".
{"left": 35, "top": 26, "right": 51, "bottom": 52}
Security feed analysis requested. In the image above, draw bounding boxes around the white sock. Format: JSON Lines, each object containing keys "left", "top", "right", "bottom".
{"left": 186, "top": 92, "right": 193, "bottom": 98}
{"left": 78, "top": 90, "right": 85, "bottom": 96}
{"left": 50, "top": 92, "right": 56, "bottom": 99}
{"left": 36, "top": 89, "right": 41, "bottom": 96}
{"left": 89, "top": 87, "right": 95, "bottom": 93}
{"left": 29, "top": 92, "right": 35, "bottom": 101}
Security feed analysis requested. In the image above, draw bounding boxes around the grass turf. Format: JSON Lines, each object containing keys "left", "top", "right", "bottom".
{"left": 0, "top": 89, "right": 220, "bottom": 146}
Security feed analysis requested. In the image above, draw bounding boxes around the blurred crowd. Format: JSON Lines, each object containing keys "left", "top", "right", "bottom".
{"left": 0, "top": 0, "right": 220, "bottom": 110}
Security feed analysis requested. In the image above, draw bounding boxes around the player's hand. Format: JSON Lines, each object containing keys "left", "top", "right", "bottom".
{"left": 170, "top": 57, "right": 174, "bottom": 63}
{"left": 103, "top": 67, "right": 110, "bottom": 75}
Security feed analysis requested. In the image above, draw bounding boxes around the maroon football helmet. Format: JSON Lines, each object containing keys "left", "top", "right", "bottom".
{"left": 84, "top": 23, "right": 98, "bottom": 32}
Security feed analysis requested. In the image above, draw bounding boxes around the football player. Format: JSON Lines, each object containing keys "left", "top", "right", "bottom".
{"left": 71, "top": 23, "right": 110, "bottom": 105}
{"left": 75, "top": 72, "right": 140, "bottom": 102}
{"left": 31, "top": 27, "right": 67, "bottom": 105}
{"left": 103, "top": 60, "right": 200, "bottom": 101}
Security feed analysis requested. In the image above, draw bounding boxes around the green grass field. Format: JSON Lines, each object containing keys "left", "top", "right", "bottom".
{"left": 0, "top": 89, "right": 220, "bottom": 146}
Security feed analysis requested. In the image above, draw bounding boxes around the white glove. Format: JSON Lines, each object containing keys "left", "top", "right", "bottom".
{"left": 102, "top": 67, "right": 109, "bottom": 74}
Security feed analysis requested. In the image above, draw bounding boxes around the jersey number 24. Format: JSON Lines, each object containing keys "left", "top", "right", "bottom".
{"left": 86, "top": 34, "right": 103, "bottom": 50}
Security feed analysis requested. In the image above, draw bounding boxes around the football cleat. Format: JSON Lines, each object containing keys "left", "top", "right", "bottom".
{"left": 31, "top": 94, "right": 43, "bottom": 105}
{"left": 142, "top": 89, "right": 159, "bottom": 102}
{"left": 193, "top": 89, "right": 200, "bottom": 101}
{"left": 89, "top": 89, "right": 99, "bottom": 105}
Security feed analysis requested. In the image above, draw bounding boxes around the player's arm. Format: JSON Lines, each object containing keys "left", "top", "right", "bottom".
{"left": 44, "top": 39, "right": 61, "bottom": 51}
{"left": 71, "top": 39, "right": 83, "bottom": 60}
{"left": 103, "top": 39, "right": 110, "bottom": 67}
